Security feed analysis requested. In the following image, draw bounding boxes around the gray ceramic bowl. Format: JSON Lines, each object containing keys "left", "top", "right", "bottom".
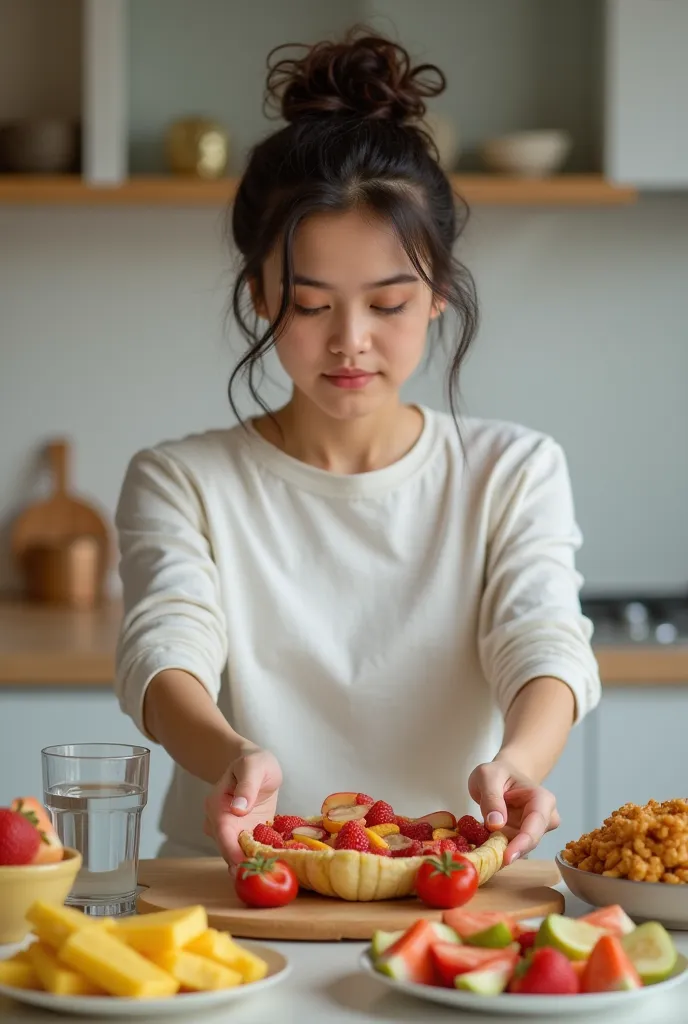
{"left": 556, "top": 852, "right": 688, "bottom": 930}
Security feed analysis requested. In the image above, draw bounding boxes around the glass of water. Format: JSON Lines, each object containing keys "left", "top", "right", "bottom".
{"left": 42, "top": 743, "right": 149, "bottom": 917}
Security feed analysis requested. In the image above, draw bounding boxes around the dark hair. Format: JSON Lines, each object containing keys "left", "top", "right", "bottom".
{"left": 229, "top": 27, "right": 478, "bottom": 423}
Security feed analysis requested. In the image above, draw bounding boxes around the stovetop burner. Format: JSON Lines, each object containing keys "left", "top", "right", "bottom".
{"left": 581, "top": 593, "right": 688, "bottom": 645}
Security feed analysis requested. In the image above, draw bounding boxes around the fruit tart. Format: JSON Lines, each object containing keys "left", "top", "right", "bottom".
{"left": 238, "top": 791, "right": 508, "bottom": 901}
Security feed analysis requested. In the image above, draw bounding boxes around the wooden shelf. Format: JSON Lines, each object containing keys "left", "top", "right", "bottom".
{"left": 0, "top": 174, "right": 638, "bottom": 207}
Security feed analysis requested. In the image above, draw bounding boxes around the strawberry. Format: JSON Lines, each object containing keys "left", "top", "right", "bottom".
{"left": 365, "top": 801, "right": 396, "bottom": 827}
{"left": 272, "top": 815, "right": 309, "bottom": 837}
{"left": 252, "top": 823, "right": 285, "bottom": 848}
{"left": 457, "top": 815, "right": 490, "bottom": 846}
{"left": 391, "top": 839, "right": 423, "bottom": 858}
{"left": 438, "top": 838, "right": 457, "bottom": 853}
{"left": 335, "top": 821, "right": 370, "bottom": 852}
{"left": 398, "top": 820, "right": 433, "bottom": 842}
{"left": 284, "top": 841, "right": 311, "bottom": 850}
{"left": 356, "top": 793, "right": 375, "bottom": 806}
{"left": 0, "top": 808, "right": 42, "bottom": 866}
{"left": 517, "top": 929, "right": 538, "bottom": 954}
{"left": 370, "top": 845, "right": 392, "bottom": 856}
{"left": 453, "top": 835, "right": 471, "bottom": 853}
{"left": 509, "top": 947, "right": 578, "bottom": 995}
{"left": 422, "top": 841, "right": 442, "bottom": 856}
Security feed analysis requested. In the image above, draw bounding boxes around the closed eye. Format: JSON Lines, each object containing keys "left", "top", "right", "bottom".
{"left": 295, "top": 304, "right": 328, "bottom": 316}
{"left": 373, "top": 303, "right": 407, "bottom": 315}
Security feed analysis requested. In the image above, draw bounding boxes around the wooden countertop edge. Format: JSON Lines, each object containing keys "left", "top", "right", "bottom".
{"left": 0, "top": 601, "right": 687, "bottom": 685}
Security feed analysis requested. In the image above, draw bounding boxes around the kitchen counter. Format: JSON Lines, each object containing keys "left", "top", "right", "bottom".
{"left": 1, "top": 600, "right": 688, "bottom": 686}
{"left": 0, "top": 883, "right": 686, "bottom": 1023}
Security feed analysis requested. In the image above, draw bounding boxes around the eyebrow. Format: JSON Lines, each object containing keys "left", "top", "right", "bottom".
{"left": 293, "top": 273, "right": 419, "bottom": 290}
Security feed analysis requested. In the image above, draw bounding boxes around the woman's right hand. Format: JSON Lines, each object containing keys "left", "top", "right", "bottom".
{"left": 204, "top": 745, "right": 283, "bottom": 866}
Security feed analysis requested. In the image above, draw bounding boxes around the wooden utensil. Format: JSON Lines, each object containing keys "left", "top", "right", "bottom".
{"left": 137, "top": 858, "right": 564, "bottom": 941}
{"left": 12, "top": 439, "right": 110, "bottom": 561}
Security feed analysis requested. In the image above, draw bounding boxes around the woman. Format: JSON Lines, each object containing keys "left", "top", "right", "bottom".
{"left": 115, "top": 30, "right": 601, "bottom": 867}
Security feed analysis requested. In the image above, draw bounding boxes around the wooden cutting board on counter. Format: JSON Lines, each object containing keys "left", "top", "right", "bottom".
{"left": 137, "top": 857, "right": 564, "bottom": 941}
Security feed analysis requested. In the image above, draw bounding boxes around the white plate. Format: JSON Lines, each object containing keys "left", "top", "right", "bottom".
{"left": 360, "top": 921, "right": 688, "bottom": 1018}
{"left": 556, "top": 852, "right": 688, "bottom": 930}
{"left": 0, "top": 941, "right": 289, "bottom": 1018}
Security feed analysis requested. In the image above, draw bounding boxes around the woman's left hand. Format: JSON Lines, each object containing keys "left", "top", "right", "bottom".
{"left": 467, "top": 759, "right": 560, "bottom": 865}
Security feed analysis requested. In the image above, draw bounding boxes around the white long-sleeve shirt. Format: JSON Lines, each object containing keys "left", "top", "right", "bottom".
{"left": 115, "top": 407, "right": 601, "bottom": 854}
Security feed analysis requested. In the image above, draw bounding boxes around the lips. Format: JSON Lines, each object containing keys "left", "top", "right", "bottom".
{"left": 323, "top": 370, "right": 377, "bottom": 390}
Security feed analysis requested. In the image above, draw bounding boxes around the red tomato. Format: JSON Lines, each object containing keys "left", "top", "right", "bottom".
{"left": 414, "top": 852, "right": 479, "bottom": 910}
{"left": 235, "top": 854, "right": 298, "bottom": 908}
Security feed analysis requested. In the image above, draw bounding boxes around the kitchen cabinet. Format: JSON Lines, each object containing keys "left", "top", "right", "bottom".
{"left": 605, "top": 0, "right": 688, "bottom": 187}
{"left": 0, "top": 688, "right": 173, "bottom": 859}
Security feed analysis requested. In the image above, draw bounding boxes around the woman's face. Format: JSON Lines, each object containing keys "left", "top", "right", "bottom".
{"left": 256, "top": 209, "right": 442, "bottom": 420}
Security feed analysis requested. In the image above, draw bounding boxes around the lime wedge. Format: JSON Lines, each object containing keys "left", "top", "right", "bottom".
{"left": 621, "top": 922, "right": 678, "bottom": 985}
{"left": 536, "top": 914, "right": 604, "bottom": 961}
{"left": 466, "top": 922, "right": 514, "bottom": 949}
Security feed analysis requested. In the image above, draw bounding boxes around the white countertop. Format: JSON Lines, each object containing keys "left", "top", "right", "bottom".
{"left": 2, "top": 887, "right": 688, "bottom": 1023}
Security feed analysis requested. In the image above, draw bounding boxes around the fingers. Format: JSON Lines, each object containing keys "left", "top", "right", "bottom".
{"left": 469, "top": 763, "right": 509, "bottom": 831}
{"left": 505, "top": 790, "right": 558, "bottom": 862}
{"left": 228, "top": 753, "right": 268, "bottom": 815}
{"left": 213, "top": 815, "right": 244, "bottom": 867}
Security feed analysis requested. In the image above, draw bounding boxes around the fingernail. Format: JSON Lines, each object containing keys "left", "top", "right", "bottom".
{"left": 230, "top": 797, "right": 248, "bottom": 810}
{"left": 487, "top": 812, "right": 504, "bottom": 827}
{"left": 510, "top": 852, "right": 521, "bottom": 862}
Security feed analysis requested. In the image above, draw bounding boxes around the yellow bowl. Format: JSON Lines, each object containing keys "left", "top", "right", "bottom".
{"left": 0, "top": 848, "right": 82, "bottom": 943}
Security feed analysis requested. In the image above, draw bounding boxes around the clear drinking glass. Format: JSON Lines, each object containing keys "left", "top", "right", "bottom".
{"left": 42, "top": 743, "right": 149, "bottom": 917}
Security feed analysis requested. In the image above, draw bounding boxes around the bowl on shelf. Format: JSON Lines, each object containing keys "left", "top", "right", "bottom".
{"left": 480, "top": 130, "right": 572, "bottom": 177}
{"left": 0, "top": 848, "right": 82, "bottom": 943}
{"left": 0, "top": 119, "right": 79, "bottom": 174}
{"left": 556, "top": 851, "right": 688, "bottom": 931}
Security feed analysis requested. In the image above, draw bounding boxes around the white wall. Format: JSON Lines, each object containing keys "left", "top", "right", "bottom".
{"left": 2, "top": 198, "right": 688, "bottom": 596}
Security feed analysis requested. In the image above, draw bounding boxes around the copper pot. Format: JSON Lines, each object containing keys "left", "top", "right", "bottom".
{"left": 22, "top": 535, "right": 106, "bottom": 609}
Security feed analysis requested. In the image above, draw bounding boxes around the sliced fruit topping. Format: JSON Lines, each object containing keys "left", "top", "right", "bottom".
{"left": 364, "top": 828, "right": 390, "bottom": 851}
{"left": 621, "top": 921, "right": 678, "bottom": 985}
{"left": 291, "top": 826, "right": 327, "bottom": 842}
{"left": 370, "top": 846, "right": 391, "bottom": 857}
{"left": 375, "top": 919, "right": 439, "bottom": 986}
{"left": 453, "top": 835, "right": 471, "bottom": 853}
{"left": 321, "top": 792, "right": 359, "bottom": 816}
{"left": 581, "top": 934, "right": 641, "bottom": 993}
{"left": 367, "top": 823, "right": 399, "bottom": 838}
{"left": 508, "top": 947, "right": 579, "bottom": 995}
{"left": 580, "top": 904, "right": 636, "bottom": 938}
{"left": 535, "top": 914, "right": 604, "bottom": 961}
{"left": 398, "top": 820, "right": 433, "bottom": 843}
{"left": 456, "top": 815, "right": 490, "bottom": 847}
{"left": 415, "top": 811, "right": 457, "bottom": 831}
{"left": 334, "top": 820, "right": 370, "bottom": 852}
{"left": 432, "top": 827, "right": 458, "bottom": 841}
{"left": 291, "top": 835, "right": 331, "bottom": 851}
{"left": 432, "top": 943, "right": 517, "bottom": 988}
{"left": 456, "top": 956, "right": 516, "bottom": 995}
{"left": 365, "top": 801, "right": 396, "bottom": 827}
{"left": 437, "top": 839, "right": 457, "bottom": 853}
{"left": 442, "top": 910, "right": 517, "bottom": 943}
{"left": 252, "top": 823, "right": 285, "bottom": 848}
{"left": 370, "top": 929, "right": 404, "bottom": 960}
{"left": 386, "top": 834, "right": 423, "bottom": 858}
{"left": 284, "top": 840, "right": 311, "bottom": 850}
{"left": 272, "top": 815, "right": 309, "bottom": 837}
{"left": 322, "top": 804, "right": 369, "bottom": 834}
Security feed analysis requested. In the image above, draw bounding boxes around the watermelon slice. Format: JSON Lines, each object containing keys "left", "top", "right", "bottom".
{"left": 442, "top": 910, "right": 517, "bottom": 942}
{"left": 579, "top": 905, "right": 635, "bottom": 938}
{"left": 581, "top": 935, "right": 642, "bottom": 993}
{"left": 431, "top": 942, "right": 519, "bottom": 988}
{"left": 375, "top": 919, "right": 441, "bottom": 986}
{"left": 455, "top": 955, "right": 516, "bottom": 995}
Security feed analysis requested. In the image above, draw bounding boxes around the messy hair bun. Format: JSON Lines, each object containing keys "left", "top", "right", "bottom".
{"left": 265, "top": 28, "right": 446, "bottom": 125}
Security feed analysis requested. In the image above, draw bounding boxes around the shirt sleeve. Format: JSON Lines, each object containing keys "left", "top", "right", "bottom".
{"left": 114, "top": 447, "right": 228, "bottom": 739}
{"left": 478, "top": 436, "right": 601, "bottom": 723}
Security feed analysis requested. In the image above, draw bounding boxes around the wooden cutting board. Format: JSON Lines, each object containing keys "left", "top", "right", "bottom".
{"left": 137, "top": 857, "right": 564, "bottom": 941}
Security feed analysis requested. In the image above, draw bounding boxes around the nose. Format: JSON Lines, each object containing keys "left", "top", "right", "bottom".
{"left": 327, "top": 311, "right": 372, "bottom": 359}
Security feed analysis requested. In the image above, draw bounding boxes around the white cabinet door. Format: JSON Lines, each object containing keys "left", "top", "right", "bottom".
{"left": 0, "top": 690, "right": 173, "bottom": 859}
{"left": 594, "top": 687, "right": 688, "bottom": 822}
{"left": 537, "top": 720, "right": 588, "bottom": 861}
{"left": 605, "top": 0, "right": 688, "bottom": 187}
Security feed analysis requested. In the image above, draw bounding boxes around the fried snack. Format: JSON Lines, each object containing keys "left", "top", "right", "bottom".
{"left": 563, "top": 799, "right": 688, "bottom": 883}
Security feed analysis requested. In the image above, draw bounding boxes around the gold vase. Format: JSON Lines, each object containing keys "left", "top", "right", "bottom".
{"left": 165, "top": 118, "right": 229, "bottom": 179}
